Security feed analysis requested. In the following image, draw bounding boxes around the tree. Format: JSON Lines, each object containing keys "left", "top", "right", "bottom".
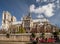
{"left": 18, "top": 26, "right": 26, "bottom": 33}
{"left": 52, "top": 32, "right": 59, "bottom": 42}
{"left": 40, "top": 33, "right": 45, "bottom": 38}
{"left": 6, "top": 33, "right": 10, "bottom": 38}
{"left": 31, "top": 33, "right": 36, "bottom": 38}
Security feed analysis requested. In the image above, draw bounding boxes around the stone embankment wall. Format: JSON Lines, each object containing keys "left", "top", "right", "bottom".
{"left": 0, "top": 33, "right": 31, "bottom": 42}
{"left": 0, "top": 33, "right": 59, "bottom": 42}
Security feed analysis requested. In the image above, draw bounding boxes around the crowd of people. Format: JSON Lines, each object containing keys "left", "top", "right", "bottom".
{"left": 30, "top": 33, "right": 60, "bottom": 44}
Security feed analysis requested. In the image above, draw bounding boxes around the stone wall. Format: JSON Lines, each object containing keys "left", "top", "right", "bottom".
{"left": 0, "top": 33, "right": 59, "bottom": 42}
{"left": 0, "top": 33, "right": 31, "bottom": 42}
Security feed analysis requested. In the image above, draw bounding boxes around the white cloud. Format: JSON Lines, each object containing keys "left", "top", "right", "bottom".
{"left": 30, "top": 3, "right": 55, "bottom": 17}
{"left": 43, "top": 0, "right": 47, "bottom": 2}
{"left": 36, "top": 0, "right": 41, "bottom": 2}
{"left": 21, "top": 17, "right": 23, "bottom": 20}
{"left": 56, "top": 0, "right": 59, "bottom": 4}
{"left": 30, "top": 4, "right": 35, "bottom": 12}
{"left": 56, "top": 0, "right": 60, "bottom": 8}
{"left": 37, "top": 14, "right": 44, "bottom": 18}
{"left": 36, "top": 0, "right": 55, "bottom": 3}
{"left": 0, "top": 26, "right": 2, "bottom": 29}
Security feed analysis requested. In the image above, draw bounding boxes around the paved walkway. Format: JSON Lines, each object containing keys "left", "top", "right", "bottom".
{"left": 0, "top": 41, "right": 60, "bottom": 44}
{"left": 0, "top": 42, "right": 26, "bottom": 44}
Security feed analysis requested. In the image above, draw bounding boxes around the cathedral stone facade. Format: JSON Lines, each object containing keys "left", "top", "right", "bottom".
{"left": 2, "top": 12, "right": 59, "bottom": 33}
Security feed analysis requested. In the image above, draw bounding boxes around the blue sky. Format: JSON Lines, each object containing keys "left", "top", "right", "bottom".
{"left": 0, "top": 0, "right": 60, "bottom": 27}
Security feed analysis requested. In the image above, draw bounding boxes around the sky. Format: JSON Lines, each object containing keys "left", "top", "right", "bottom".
{"left": 0, "top": 0, "right": 60, "bottom": 28}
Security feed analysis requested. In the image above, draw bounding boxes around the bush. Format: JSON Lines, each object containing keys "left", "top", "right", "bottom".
{"left": 6, "top": 33, "right": 10, "bottom": 38}
{"left": 52, "top": 32, "right": 59, "bottom": 36}
{"left": 31, "top": 33, "right": 36, "bottom": 38}
{"left": 18, "top": 27, "right": 26, "bottom": 33}
{"left": 40, "top": 33, "right": 45, "bottom": 38}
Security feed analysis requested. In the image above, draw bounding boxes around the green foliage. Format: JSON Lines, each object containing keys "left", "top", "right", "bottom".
{"left": 52, "top": 32, "right": 59, "bottom": 36}
{"left": 19, "top": 27, "right": 26, "bottom": 33}
{"left": 6, "top": 33, "right": 10, "bottom": 38}
{"left": 31, "top": 33, "right": 36, "bottom": 38}
{"left": 59, "top": 29, "right": 60, "bottom": 32}
{"left": 41, "top": 33, "right": 45, "bottom": 38}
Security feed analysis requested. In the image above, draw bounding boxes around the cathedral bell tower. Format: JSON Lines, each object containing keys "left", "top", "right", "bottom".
{"left": 22, "top": 13, "right": 32, "bottom": 33}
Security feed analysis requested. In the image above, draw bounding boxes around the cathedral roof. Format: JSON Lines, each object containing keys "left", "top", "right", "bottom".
{"left": 33, "top": 18, "right": 49, "bottom": 22}
{"left": 12, "top": 21, "right": 22, "bottom": 25}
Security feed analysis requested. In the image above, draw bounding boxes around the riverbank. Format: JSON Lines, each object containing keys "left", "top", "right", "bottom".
{"left": 0, "top": 41, "right": 60, "bottom": 44}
